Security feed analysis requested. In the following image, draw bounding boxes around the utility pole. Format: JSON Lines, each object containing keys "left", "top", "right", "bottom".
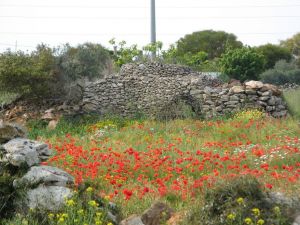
{"left": 150, "top": 0, "right": 156, "bottom": 58}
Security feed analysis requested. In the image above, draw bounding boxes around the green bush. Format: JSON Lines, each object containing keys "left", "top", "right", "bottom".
{"left": 183, "top": 176, "right": 292, "bottom": 225}
{"left": 220, "top": 47, "right": 265, "bottom": 81}
{"left": 255, "top": 44, "right": 292, "bottom": 70}
{"left": 260, "top": 60, "right": 300, "bottom": 85}
{"left": 58, "top": 43, "right": 112, "bottom": 81}
{"left": 0, "top": 42, "right": 112, "bottom": 101}
{"left": 0, "top": 45, "right": 56, "bottom": 99}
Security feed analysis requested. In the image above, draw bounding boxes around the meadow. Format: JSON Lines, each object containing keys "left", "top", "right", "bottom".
{"left": 23, "top": 110, "right": 300, "bottom": 224}
{"left": 1, "top": 88, "right": 299, "bottom": 224}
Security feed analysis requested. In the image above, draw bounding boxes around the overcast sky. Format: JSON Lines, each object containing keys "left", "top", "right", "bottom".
{"left": 0, "top": 0, "right": 300, "bottom": 52}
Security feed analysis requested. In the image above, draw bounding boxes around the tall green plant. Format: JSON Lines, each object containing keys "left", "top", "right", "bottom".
{"left": 220, "top": 47, "right": 265, "bottom": 81}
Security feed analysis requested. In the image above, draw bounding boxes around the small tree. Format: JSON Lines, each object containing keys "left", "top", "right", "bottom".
{"left": 255, "top": 44, "right": 292, "bottom": 70}
{"left": 109, "top": 39, "right": 142, "bottom": 67}
{"left": 220, "top": 47, "right": 265, "bottom": 81}
{"left": 176, "top": 30, "right": 243, "bottom": 60}
{"left": 58, "top": 43, "right": 111, "bottom": 81}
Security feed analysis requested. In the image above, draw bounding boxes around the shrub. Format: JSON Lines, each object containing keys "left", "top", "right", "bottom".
{"left": 260, "top": 60, "right": 300, "bottom": 85}
{"left": 183, "top": 176, "right": 292, "bottom": 225}
{"left": 255, "top": 44, "right": 292, "bottom": 70}
{"left": 58, "top": 43, "right": 112, "bottom": 81}
{"left": 220, "top": 47, "right": 265, "bottom": 81}
{"left": 0, "top": 45, "right": 56, "bottom": 99}
{"left": 2, "top": 185, "right": 118, "bottom": 225}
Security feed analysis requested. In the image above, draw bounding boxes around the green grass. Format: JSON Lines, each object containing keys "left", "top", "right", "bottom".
{"left": 283, "top": 88, "right": 300, "bottom": 118}
{"left": 3, "top": 112, "right": 300, "bottom": 224}
{"left": 0, "top": 91, "right": 19, "bottom": 106}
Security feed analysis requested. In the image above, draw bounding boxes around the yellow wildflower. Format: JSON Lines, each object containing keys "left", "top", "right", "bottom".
{"left": 96, "top": 212, "right": 102, "bottom": 217}
{"left": 61, "top": 213, "right": 68, "bottom": 218}
{"left": 66, "top": 199, "right": 75, "bottom": 206}
{"left": 236, "top": 197, "right": 244, "bottom": 205}
{"left": 48, "top": 213, "right": 55, "bottom": 219}
{"left": 227, "top": 213, "right": 236, "bottom": 220}
{"left": 244, "top": 217, "right": 253, "bottom": 225}
{"left": 252, "top": 208, "right": 260, "bottom": 217}
{"left": 257, "top": 219, "right": 265, "bottom": 225}
{"left": 95, "top": 220, "right": 102, "bottom": 225}
{"left": 88, "top": 200, "right": 98, "bottom": 207}
{"left": 58, "top": 217, "right": 65, "bottom": 223}
{"left": 77, "top": 209, "right": 85, "bottom": 215}
{"left": 86, "top": 187, "right": 93, "bottom": 192}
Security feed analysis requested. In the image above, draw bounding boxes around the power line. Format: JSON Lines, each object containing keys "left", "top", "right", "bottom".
{"left": 0, "top": 32, "right": 297, "bottom": 36}
{"left": 1, "top": 4, "right": 300, "bottom": 8}
{"left": 1, "top": 16, "right": 300, "bottom": 20}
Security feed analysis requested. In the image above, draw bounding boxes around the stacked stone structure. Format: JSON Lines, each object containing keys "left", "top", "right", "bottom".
{"left": 82, "top": 62, "right": 287, "bottom": 118}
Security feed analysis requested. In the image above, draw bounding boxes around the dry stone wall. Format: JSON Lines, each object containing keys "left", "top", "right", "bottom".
{"left": 82, "top": 63, "right": 288, "bottom": 118}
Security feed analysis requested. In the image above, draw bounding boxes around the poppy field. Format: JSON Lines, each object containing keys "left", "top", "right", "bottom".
{"left": 35, "top": 111, "right": 300, "bottom": 220}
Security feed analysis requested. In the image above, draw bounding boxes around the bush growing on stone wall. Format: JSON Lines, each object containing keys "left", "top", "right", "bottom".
{"left": 220, "top": 47, "right": 265, "bottom": 81}
{"left": 109, "top": 39, "right": 142, "bottom": 67}
{"left": 162, "top": 44, "right": 222, "bottom": 72}
{"left": 109, "top": 39, "right": 164, "bottom": 67}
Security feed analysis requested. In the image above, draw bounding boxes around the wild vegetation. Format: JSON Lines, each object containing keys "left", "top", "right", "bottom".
{"left": 283, "top": 87, "right": 300, "bottom": 118}
{"left": 0, "top": 30, "right": 300, "bottom": 225}
{"left": 1, "top": 108, "right": 298, "bottom": 224}
{"left": 0, "top": 31, "right": 299, "bottom": 105}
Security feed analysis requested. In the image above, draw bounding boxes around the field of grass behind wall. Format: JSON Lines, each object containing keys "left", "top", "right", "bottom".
{"left": 283, "top": 87, "right": 300, "bottom": 118}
